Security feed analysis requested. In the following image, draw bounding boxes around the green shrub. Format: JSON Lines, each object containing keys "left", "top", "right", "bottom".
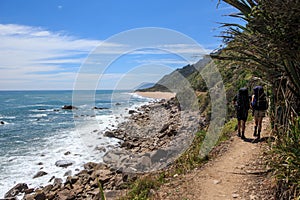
{"left": 219, "top": 118, "right": 237, "bottom": 142}
{"left": 271, "top": 117, "right": 300, "bottom": 199}
{"left": 119, "top": 176, "right": 158, "bottom": 200}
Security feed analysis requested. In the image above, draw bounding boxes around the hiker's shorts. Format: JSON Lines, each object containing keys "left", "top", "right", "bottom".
{"left": 236, "top": 108, "right": 248, "bottom": 121}
{"left": 254, "top": 110, "right": 266, "bottom": 118}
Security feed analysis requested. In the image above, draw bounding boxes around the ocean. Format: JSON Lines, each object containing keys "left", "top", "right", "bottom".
{"left": 0, "top": 90, "right": 151, "bottom": 197}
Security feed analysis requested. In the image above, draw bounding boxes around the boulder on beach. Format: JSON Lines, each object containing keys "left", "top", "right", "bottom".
{"left": 5, "top": 183, "right": 28, "bottom": 198}
{"left": 104, "top": 130, "right": 115, "bottom": 138}
{"left": 53, "top": 178, "right": 63, "bottom": 185}
{"left": 64, "top": 170, "right": 72, "bottom": 177}
{"left": 55, "top": 160, "right": 74, "bottom": 168}
{"left": 33, "top": 171, "right": 48, "bottom": 179}
{"left": 61, "top": 105, "right": 77, "bottom": 110}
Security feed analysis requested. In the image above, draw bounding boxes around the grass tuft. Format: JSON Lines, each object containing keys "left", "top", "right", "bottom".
{"left": 271, "top": 117, "right": 300, "bottom": 199}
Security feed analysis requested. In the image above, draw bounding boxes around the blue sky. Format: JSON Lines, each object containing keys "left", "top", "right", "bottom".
{"left": 0, "top": 0, "right": 240, "bottom": 90}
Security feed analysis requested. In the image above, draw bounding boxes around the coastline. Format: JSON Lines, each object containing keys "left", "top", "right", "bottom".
{"left": 6, "top": 96, "right": 201, "bottom": 200}
{"left": 135, "top": 91, "right": 176, "bottom": 100}
{"left": 1, "top": 91, "right": 151, "bottom": 199}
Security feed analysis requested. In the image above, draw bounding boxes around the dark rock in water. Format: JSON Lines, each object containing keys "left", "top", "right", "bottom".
{"left": 128, "top": 110, "right": 136, "bottom": 114}
{"left": 37, "top": 108, "right": 46, "bottom": 111}
{"left": 95, "top": 146, "right": 106, "bottom": 152}
{"left": 48, "top": 176, "right": 55, "bottom": 182}
{"left": 53, "top": 109, "right": 60, "bottom": 112}
{"left": 93, "top": 106, "right": 108, "bottom": 110}
{"left": 55, "top": 160, "right": 73, "bottom": 168}
{"left": 33, "top": 171, "right": 48, "bottom": 179}
{"left": 37, "top": 162, "right": 43, "bottom": 165}
{"left": 0, "top": 121, "right": 4, "bottom": 125}
{"left": 115, "top": 103, "right": 121, "bottom": 106}
{"left": 63, "top": 170, "right": 72, "bottom": 177}
{"left": 53, "top": 178, "right": 63, "bottom": 185}
{"left": 61, "top": 105, "right": 77, "bottom": 110}
{"left": 104, "top": 131, "right": 115, "bottom": 138}
{"left": 5, "top": 183, "right": 28, "bottom": 198}
{"left": 64, "top": 151, "right": 71, "bottom": 155}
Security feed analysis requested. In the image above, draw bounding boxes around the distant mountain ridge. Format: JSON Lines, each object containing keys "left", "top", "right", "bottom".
{"left": 134, "top": 82, "right": 156, "bottom": 90}
{"left": 137, "top": 55, "right": 212, "bottom": 92}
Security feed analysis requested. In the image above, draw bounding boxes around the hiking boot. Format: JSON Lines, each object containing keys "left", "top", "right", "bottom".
{"left": 241, "top": 131, "right": 246, "bottom": 139}
{"left": 237, "top": 130, "right": 241, "bottom": 137}
{"left": 253, "top": 126, "right": 257, "bottom": 137}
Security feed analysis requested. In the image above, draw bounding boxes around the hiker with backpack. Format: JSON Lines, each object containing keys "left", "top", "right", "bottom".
{"left": 233, "top": 87, "right": 250, "bottom": 139}
{"left": 251, "top": 86, "right": 268, "bottom": 139}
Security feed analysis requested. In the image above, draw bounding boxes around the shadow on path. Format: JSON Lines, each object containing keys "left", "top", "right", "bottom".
{"left": 241, "top": 136, "right": 275, "bottom": 143}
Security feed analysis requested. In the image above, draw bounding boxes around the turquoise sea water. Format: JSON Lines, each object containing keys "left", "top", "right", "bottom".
{"left": 0, "top": 90, "right": 151, "bottom": 197}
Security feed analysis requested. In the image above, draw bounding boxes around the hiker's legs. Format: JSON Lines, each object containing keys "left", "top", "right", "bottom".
{"left": 241, "top": 120, "right": 246, "bottom": 139}
{"left": 237, "top": 120, "right": 241, "bottom": 136}
{"left": 241, "top": 120, "right": 246, "bottom": 132}
{"left": 257, "top": 117, "right": 263, "bottom": 139}
{"left": 254, "top": 110, "right": 265, "bottom": 139}
{"left": 254, "top": 115, "right": 259, "bottom": 136}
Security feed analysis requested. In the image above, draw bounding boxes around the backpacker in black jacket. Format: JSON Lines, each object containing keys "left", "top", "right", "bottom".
{"left": 235, "top": 87, "right": 250, "bottom": 121}
{"left": 252, "top": 86, "right": 268, "bottom": 110}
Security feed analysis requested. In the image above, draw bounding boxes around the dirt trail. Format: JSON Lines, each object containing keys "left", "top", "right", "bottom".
{"left": 154, "top": 117, "right": 274, "bottom": 200}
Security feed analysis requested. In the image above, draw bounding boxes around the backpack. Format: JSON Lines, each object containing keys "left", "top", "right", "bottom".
{"left": 252, "top": 86, "right": 268, "bottom": 110}
{"left": 237, "top": 87, "right": 250, "bottom": 112}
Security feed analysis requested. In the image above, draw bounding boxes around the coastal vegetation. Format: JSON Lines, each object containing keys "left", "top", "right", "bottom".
{"left": 124, "top": 0, "right": 299, "bottom": 199}
{"left": 215, "top": 0, "right": 300, "bottom": 199}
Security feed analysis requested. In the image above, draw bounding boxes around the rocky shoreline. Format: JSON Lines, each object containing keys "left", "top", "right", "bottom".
{"left": 4, "top": 97, "right": 205, "bottom": 200}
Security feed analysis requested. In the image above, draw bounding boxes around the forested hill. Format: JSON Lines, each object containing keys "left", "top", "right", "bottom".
{"left": 137, "top": 55, "right": 212, "bottom": 92}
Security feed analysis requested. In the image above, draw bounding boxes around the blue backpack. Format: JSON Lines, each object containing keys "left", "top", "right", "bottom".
{"left": 252, "top": 86, "right": 268, "bottom": 110}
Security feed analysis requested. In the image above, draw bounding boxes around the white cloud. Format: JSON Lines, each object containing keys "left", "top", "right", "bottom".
{"left": 0, "top": 24, "right": 103, "bottom": 90}
{"left": 0, "top": 24, "right": 211, "bottom": 90}
{"left": 92, "top": 44, "right": 211, "bottom": 57}
{"left": 158, "top": 44, "right": 211, "bottom": 55}
{"left": 136, "top": 58, "right": 189, "bottom": 65}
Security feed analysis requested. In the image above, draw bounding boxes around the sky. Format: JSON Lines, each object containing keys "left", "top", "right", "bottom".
{"left": 0, "top": 0, "right": 241, "bottom": 90}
